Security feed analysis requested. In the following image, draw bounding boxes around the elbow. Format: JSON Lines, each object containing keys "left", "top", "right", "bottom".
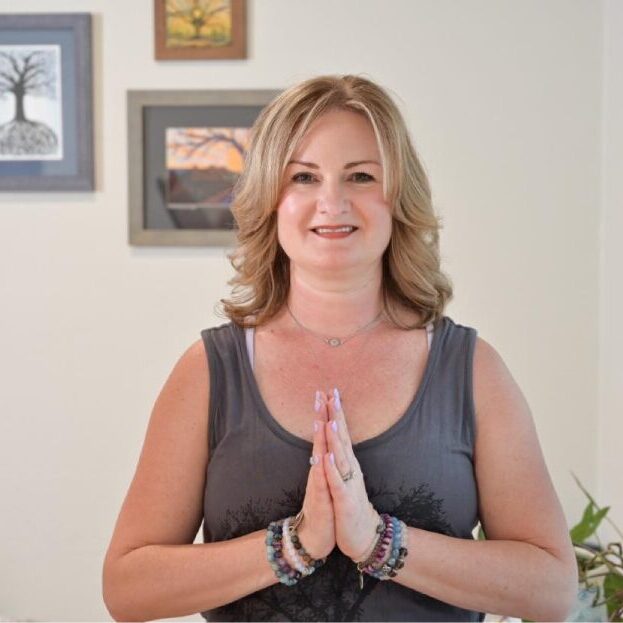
{"left": 555, "top": 553, "right": 580, "bottom": 621}
{"left": 103, "top": 557, "right": 145, "bottom": 622}
{"left": 557, "top": 572, "right": 580, "bottom": 621}
{"left": 536, "top": 556, "right": 579, "bottom": 622}
{"left": 102, "top": 589, "right": 124, "bottom": 622}
{"left": 103, "top": 596, "right": 145, "bottom": 623}
{"left": 103, "top": 560, "right": 123, "bottom": 621}
{"left": 103, "top": 582, "right": 129, "bottom": 622}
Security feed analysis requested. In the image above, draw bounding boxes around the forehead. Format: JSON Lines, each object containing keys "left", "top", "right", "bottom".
{"left": 292, "top": 108, "right": 380, "bottom": 157}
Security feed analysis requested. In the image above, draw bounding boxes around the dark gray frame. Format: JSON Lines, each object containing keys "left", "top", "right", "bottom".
{"left": 0, "top": 13, "right": 94, "bottom": 191}
{"left": 127, "top": 89, "right": 279, "bottom": 247}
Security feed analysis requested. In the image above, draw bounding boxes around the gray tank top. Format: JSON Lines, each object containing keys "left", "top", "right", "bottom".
{"left": 199, "top": 315, "right": 484, "bottom": 622}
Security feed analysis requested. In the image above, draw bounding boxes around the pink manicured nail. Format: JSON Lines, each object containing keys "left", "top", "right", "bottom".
{"left": 329, "top": 452, "right": 335, "bottom": 465}
{"left": 314, "top": 390, "right": 322, "bottom": 412}
{"left": 331, "top": 420, "right": 338, "bottom": 432}
{"left": 313, "top": 420, "right": 320, "bottom": 433}
{"left": 333, "top": 387, "right": 342, "bottom": 411}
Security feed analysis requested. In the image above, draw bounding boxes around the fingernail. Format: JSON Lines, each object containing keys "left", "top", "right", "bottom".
{"left": 313, "top": 420, "right": 320, "bottom": 433}
{"left": 333, "top": 387, "right": 342, "bottom": 411}
{"left": 331, "top": 420, "right": 338, "bottom": 432}
{"left": 314, "top": 390, "right": 322, "bottom": 412}
{"left": 329, "top": 452, "right": 335, "bottom": 465}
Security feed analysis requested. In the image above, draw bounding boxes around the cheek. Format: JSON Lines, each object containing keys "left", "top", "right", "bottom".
{"left": 276, "top": 197, "right": 307, "bottom": 252}
{"left": 373, "top": 202, "right": 393, "bottom": 237}
{"left": 276, "top": 194, "right": 313, "bottom": 237}
{"left": 277, "top": 194, "right": 300, "bottom": 220}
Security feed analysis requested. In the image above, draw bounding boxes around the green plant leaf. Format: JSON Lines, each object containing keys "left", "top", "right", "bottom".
{"left": 571, "top": 471, "right": 623, "bottom": 542}
{"left": 604, "top": 573, "right": 623, "bottom": 621}
{"left": 570, "top": 502, "right": 596, "bottom": 542}
{"left": 477, "top": 524, "right": 486, "bottom": 541}
{"left": 570, "top": 502, "right": 610, "bottom": 543}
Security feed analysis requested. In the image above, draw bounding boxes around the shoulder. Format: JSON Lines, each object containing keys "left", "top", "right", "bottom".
{"left": 471, "top": 335, "right": 524, "bottom": 424}
{"left": 158, "top": 337, "right": 211, "bottom": 413}
{"left": 182, "top": 337, "right": 209, "bottom": 370}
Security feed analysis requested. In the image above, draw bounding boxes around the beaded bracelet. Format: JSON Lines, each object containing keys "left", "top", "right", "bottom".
{"left": 367, "top": 518, "right": 409, "bottom": 581}
{"left": 266, "top": 519, "right": 301, "bottom": 586}
{"left": 266, "top": 513, "right": 326, "bottom": 586}
{"left": 283, "top": 516, "right": 323, "bottom": 576}
{"left": 352, "top": 513, "right": 385, "bottom": 564}
{"left": 356, "top": 513, "right": 392, "bottom": 588}
{"left": 355, "top": 514, "right": 409, "bottom": 588}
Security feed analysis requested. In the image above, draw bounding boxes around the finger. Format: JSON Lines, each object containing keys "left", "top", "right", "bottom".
{"left": 328, "top": 388, "right": 355, "bottom": 451}
{"left": 313, "top": 416, "right": 328, "bottom": 462}
{"left": 314, "top": 389, "right": 329, "bottom": 421}
{"left": 311, "top": 391, "right": 329, "bottom": 485}
{"left": 312, "top": 390, "right": 329, "bottom": 460}
{"left": 325, "top": 418, "right": 352, "bottom": 485}
{"left": 323, "top": 449, "right": 347, "bottom": 495}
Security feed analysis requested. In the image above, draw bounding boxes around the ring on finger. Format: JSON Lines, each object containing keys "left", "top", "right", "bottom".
{"left": 339, "top": 466, "right": 355, "bottom": 482}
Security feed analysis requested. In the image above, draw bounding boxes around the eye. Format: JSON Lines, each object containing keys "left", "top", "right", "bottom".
{"left": 350, "top": 172, "right": 375, "bottom": 183}
{"left": 291, "top": 172, "right": 316, "bottom": 184}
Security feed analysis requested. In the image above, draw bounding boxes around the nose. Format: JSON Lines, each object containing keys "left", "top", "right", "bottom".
{"left": 316, "top": 181, "right": 351, "bottom": 215}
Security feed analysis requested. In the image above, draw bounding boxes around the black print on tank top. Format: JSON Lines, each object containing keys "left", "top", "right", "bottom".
{"left": 205, "top": 479, "right": 458, "bottom": 622}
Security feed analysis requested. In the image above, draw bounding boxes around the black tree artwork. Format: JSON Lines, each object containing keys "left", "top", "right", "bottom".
{"left": 0, "top": 47, "right": 60, "bottom": 157}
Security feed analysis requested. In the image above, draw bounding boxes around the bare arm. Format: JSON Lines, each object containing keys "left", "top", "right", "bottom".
{"left": 101, "top": 338, "right": 281, "bottom": 621}
{"left": 391, "top": 337, "right": 578, "bottom": 621}
{"left": 105, "top": 531, "right": 278, "bottom": 621}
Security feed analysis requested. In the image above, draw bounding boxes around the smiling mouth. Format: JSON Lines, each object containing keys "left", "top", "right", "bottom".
{"left": 310, "top": 226, "right": 358, "bottom": 235}
{"left": 311, "top": 227, "right": 357, "bottom": 240}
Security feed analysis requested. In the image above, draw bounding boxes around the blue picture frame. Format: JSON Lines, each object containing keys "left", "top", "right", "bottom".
{"left": 0, "top": 13, "right": 93, "bottom": 191}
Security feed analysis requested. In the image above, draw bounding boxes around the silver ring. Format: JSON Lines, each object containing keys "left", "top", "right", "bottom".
{"left": 309, "top": 455, "right": 319, "bottom": 466}
{"left": 341, "top": 468, "right": 355, "bottom": 482}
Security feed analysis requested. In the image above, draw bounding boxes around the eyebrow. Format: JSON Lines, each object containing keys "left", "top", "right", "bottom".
{"left": 287, "top": 159, "right": 381, "bottom": 169}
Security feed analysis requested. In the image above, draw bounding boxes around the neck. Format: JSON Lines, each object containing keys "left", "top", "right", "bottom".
{"left": 284, "top": 264, "right": 386, "bottom": 337}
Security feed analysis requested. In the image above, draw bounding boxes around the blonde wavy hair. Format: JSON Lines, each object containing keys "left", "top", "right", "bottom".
{"left": 218, "top": 74, "right": 453, "bottom": 330}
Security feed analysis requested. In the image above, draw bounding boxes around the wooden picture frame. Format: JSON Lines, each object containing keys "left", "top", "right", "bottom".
{"left": 0, "top": 13, "right": 94, "bottom": 191}
{"left": 154, "top": 0, "right": 246, "bottom": 60}
{"left": 127, "top": 89, "right": 279, "bottom": 247}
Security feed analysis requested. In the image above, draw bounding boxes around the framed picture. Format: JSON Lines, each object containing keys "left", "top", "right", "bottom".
{"left": 0, "top": 13, "right": 94, "bottom": 191}
{"left": 128, "top": 89, "right": 279, "bottom": 247}
{"left": 154, "top": 0, "right": 246, "bottom": 60}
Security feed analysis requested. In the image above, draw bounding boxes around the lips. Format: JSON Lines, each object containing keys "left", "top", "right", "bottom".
{"left": 309, "top": 226, "right": 358, "bottom": 233}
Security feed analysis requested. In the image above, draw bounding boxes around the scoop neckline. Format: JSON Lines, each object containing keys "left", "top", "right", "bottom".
{"left": 234, "top": 317, "right": 446, "bottom": 453}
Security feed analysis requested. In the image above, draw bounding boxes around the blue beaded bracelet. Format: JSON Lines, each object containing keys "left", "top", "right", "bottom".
{"left": 367, "top": 516, "right": 403, "bottom": 580}
{"left": 266, "top": 516, "right": 326, "bottom": 586}
{"left": 266, "top": 519, "right": 301, "bottom": 586}
{"left": 358, "top": 514, "right": 409, "bottom": 586}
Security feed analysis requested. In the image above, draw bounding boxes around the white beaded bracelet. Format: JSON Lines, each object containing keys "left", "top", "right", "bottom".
{"left": 400, "top": 520, "right": 408, "bottom": 551}
{"left": 283, "top": 516, "right": 313, "bottom": 576}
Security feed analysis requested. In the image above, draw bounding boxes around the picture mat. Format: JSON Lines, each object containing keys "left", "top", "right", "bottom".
{"left": 0, "top": 43, "right": 64, "bottom": 160}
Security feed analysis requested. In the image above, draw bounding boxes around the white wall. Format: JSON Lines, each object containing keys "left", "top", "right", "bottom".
{"left": 599, "top": 0, "right": 623, "bottom": 546}
{"left": 0, "top": 1, "right": 614, "bottom": 620}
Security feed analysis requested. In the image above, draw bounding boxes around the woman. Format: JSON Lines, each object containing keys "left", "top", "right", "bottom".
{"left": 103, "top": 75, "right": 578, "bottom": 622}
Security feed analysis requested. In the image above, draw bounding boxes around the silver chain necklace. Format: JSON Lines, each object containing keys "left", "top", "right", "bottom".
{"left": 285, "top": 301, "right": 385, "bottom": 347}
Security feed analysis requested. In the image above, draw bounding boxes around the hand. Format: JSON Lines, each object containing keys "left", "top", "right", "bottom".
{"left": 323, "top": 388, "right": 380, "bottom": 561}
{"left": 295, "top": 391, "right": 336, "bottom": 560}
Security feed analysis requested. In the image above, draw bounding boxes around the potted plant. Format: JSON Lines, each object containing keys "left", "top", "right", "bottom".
{"left": 567, "top": 473, "right": 623, "bottom": 622}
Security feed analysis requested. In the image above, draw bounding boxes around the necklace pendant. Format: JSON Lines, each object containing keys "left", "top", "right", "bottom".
{"left": 328, "top": 337, "right": 342, "bottom": 347}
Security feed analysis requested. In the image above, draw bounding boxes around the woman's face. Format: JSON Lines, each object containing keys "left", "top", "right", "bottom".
{"left": 276, "top": 108, "right": 392, "bottom": 276}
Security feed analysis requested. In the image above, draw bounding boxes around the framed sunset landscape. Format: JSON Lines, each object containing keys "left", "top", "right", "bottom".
{"left": 154, "top": 0, "right": 246, "bottom": 60}
{"left": 127, "top": 89, "right": 279, "bottom": 247}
